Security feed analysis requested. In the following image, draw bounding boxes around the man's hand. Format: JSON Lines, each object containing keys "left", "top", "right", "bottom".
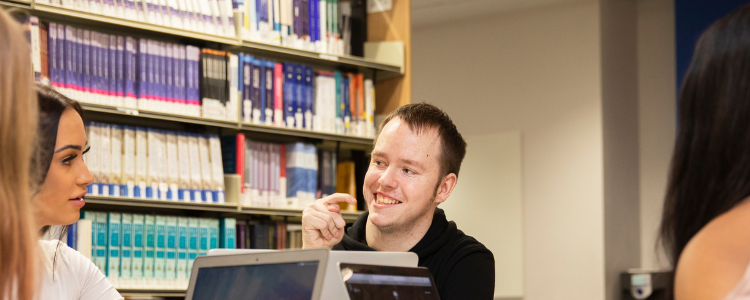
{"left": 302, "top": 193, "right": 358, "bottom": 249}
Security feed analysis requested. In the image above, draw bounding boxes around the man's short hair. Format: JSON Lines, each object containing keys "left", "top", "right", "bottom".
{"left": 375, "top": 103, "right": 467, "bottom": 179}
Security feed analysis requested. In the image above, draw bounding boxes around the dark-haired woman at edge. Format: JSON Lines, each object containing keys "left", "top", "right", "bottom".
{"left": 34, "top": 84, "right": 123, "bottom": 300}
{"left": 660, "top": 4, "right": 750, "bottom": 300}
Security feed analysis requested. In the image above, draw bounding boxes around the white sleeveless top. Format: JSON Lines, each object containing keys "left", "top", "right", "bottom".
{"left": 37, "top": 240, "right": 123, "bottom": 300}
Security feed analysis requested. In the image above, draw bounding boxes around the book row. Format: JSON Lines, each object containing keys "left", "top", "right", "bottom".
{"left": 36, "top": 0, "right": 238, "bottom": 37}
{"left": 221, "top": 135, "right": 333, "bottom": 209}
{"left": 235, "top": 0, "right": 366, "bottom": 56}
{"left": 28, "top": 20, "right": 375, "bottom": 137}
{"left": 68, "top": 212, "right": 237, "bottom": 289}
{"left": 32, "top": 0, "right": 366, "bottom": 57}
{"left": 83, "top": 122, "right": 226, "bottom": 203}
{"left": 84, "top": 122, "right": 361, "bottom": 209}
{"left": 65, "top": 212, "right": 304, "bottom": 289}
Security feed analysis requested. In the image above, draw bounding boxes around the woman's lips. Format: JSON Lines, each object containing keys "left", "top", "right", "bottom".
{"left": 68, "top": 197, "right": 85, "bottom": 208}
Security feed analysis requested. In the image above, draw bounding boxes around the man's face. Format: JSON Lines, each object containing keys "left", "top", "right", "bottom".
{"left": 363, "top": 117, "right": 444, "bottom": 233}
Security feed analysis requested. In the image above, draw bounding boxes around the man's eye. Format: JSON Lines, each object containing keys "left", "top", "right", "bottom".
{"left": 403, "top": 168, "right": 413, "bottom": 174}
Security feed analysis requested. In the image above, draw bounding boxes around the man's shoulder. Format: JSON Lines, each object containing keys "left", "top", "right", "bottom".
{"left": 447, "top": 225, "right": 494, "bottom": 257}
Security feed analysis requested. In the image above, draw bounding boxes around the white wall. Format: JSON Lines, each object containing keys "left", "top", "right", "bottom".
{"left": 637, "top": 0, "right": 676, "bottom": 270}
{"left": 413, "top": 1, "right": 606, "bottom": 299}
{"left": 441, "top": 132, "right": 524, "bottom": 298}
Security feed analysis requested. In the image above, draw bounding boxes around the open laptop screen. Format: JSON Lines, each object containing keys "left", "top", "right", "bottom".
{"left": 340, "top": 263, "right": 441, "bottom": 300}
{"left": 192, "top": 261, "right": 319, "bottom": 300}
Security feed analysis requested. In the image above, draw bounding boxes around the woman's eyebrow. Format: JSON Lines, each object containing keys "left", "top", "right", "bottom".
{"left": 54, "top": 145, "right": 82, "bottom": 153}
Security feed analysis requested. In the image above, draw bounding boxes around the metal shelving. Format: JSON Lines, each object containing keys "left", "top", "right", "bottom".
{"left": 84, "top": 195, "right": 363, "bottom": 221}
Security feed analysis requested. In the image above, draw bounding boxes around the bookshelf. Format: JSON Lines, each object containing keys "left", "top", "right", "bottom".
{"left": 8, "top": 0, "right": 411, "bottom": 297}
{"left": 22, "top": 1, "right": 404, "bottom": 80}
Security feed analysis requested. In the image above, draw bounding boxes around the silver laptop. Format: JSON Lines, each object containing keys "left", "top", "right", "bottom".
{"left": 209, "top": 249, "right": 419, "bottom": 299}
{"left": 186, "top": 249, "right": 329, "bottom": 300}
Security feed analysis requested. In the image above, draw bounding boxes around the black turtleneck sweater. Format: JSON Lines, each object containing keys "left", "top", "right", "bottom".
{"left": 333, "top": 208, "right": 495, "bottom": 300}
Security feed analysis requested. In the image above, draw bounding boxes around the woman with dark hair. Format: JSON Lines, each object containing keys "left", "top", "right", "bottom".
{"left": 660, "top": 4, "right": 750, "bottom": 300}
{"left": 33, "top": 84, "right": 122, "bottom": 300}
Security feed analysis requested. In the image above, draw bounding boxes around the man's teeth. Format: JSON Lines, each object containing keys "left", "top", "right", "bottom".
{"left": 376, "top": 194, "right": 399, "bottom": 205}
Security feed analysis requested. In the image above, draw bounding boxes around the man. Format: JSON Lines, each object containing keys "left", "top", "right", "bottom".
{"left": 302, "top": 103, "right": 495, "bottom": 299}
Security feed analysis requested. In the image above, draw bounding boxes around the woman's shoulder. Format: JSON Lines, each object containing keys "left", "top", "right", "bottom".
{"left": 675, "top": 200, "right": 750, "bottom": 300}
{"left": 38, "top": 239, "right": 92, "bottom": 271}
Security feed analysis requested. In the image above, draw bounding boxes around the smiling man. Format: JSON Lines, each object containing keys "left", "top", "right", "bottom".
{"left": 301, "top": 103, "right": 495, "bottom": 299}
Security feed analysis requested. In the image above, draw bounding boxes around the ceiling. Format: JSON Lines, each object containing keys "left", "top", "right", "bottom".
{"left": 411, "top": 0, "right": 583, "bottom": 28}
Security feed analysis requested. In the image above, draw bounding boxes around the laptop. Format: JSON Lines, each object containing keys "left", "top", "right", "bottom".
{"left": 208, "top": 249, "right": 419, "bottom": 299}
{"left": 339, "top": 263, "right": 441, "bottom": 300}
{"left": 185, "top": 248, "right": 329, "bottom": 300}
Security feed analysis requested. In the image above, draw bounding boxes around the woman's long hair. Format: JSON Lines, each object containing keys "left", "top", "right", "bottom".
{"left": 0, "top": 8, "right": 39, "bottom": 300}
{"left": 660, "top": 4, "right": 750, "bottom": 267}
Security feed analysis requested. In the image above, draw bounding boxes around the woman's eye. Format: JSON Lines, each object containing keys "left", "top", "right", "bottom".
{"left": 61, "top": 154, "right": 77, "bottom": 166}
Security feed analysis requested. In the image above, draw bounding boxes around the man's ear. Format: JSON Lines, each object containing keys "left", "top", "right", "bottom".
{"left": 434, "top": 173, "right": 457, "bottom": 205}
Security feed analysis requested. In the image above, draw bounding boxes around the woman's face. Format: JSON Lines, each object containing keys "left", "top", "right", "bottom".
{"left": 33, "top": 107, "right": 94, "bottom": 228}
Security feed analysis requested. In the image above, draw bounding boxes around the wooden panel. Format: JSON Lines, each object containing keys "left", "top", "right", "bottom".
{"left": 368, "top": 0, "right": 411, "bottom": 114}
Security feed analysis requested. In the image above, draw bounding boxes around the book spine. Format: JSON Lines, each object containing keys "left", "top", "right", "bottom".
{"left": 198, "top": 136, "right": 213, "bottom": 202}
{"left": 209, "top": 219, "right": 219, "bottom": 251}
{"left": 303, "top": 65, "right": 313, "bottom": 130}
{"left": 294, "top": 64, "right": 303, "bottom": 129}
{"left": 188, "top": 134, "right": 203, "bottom": 202}
{"left": 132, "top": 214, "right": 145, "bottom": 288}
{"left": 49, "top": 23, "right": 58, "bottom": 88}
{"left": 144, "top": 214, "right": 156, "bottom": 287}
{"left": 120, "top": 213, "right": 132, "bottom": 288}
{"left": 187, "top": 217, "right": 199, "bottom": 278}
{"left": 100, "top": 124, "right": 112, "bottom": 195}
{"left": 273, "top": 62, "right": 283, "bottom": 127}
{"left": 134, "top": 127, "right": 147, "bottom": 198}
{"left": 76, "top": 218, "right": 93, "bottom": 260}
{"left": 283, "top": 62, "right": 295, "bottom": 128}
{"left": 58, "top": 24, "right": 67, "bottom": 93}
{"left": 125, "top": 37, "right": 137, "bottom": 109}
{"left": 318, "top": 0, "right": 325, "bottom": 52}
{"left": 67, "top": 222, "right": 78, "bottom": 250}
{"left": 264, "top": 60, "right": 274, "bottom": 126}
{"left": 219, "top": 218, "right": 236, "bottom": 248}
{"left": 109, "top": 35, "right": 118, "bottom": 106}
{"left": 165, "top": 216, "right": 177, "bottom": 287}
{"left": 111, "top": 125, "right": 123, "bottom": 197}
{"left": 209, "top": 135, "right": 225, "bottom": 203}
{"left": 82, "top": 30, "right": 92, "bottom": 101}
{"left": 95, "top": 212, "right": 109, "bottom": 274}
{"left": 165, "top": 44, "right": 175, "bottom": 112}
{"left": 334, "top": 70, "right": 342, "bottom": 134}
{"left": 177, "top": 133, "right": 191, "bottom": 201}
{"left": 157, "top": 131, "right": 169, "bottom": 200}
{"left": 154, "top": 215, "right": 166, "bottom": 286}
{"left": 117, "top": 36, "right": 126, "bottom": 107}
{"left": 177, "top": 217, "right": 189, "bottom": 288}
{"left": 198, "top": 218, "right": 209, "bottom": 256}
{"left": 258, "top": 59, "right": 266, "bottom": 124}
{"left": 250, "top": 58, "right": 262, "bottom": 124}
{"left": 64, "top": 25, "right": 75, "bottom": 98}
{"left": 29, "top": 17, "right": 41, "bottom": 82}
{"left": 107, "top": 213, "right": 122, "bottom": 286}
{"left": 241, "top": 55, "right": 252, "bottom": 123}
